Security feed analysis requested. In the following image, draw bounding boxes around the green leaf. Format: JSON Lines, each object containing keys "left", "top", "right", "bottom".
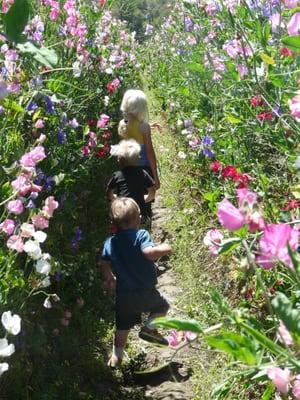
{"left": 206, "top": 331, "right": 258, "bottom": 365}
{"left": 186, "top": 62, "right": 205, "bottom": 73}
{"left": 177, "top": 87, "right": 190, "bottom": 97}
{"left": 282, "top": 35, "right": 300, "bottom": 54}
{"left": 17, "top": 42, "right": 58, "bottom": 68}
{"left": 153, "top": 317, "right": 203, "bottom": 333}
{"left": 3, "top": 0, "right": 30, "bottom": 43}
{"left": 3, "top": 99, "right": 24, "bottom": 113}
{"left": 291, "top": 184, "right": 300, "bottom": 199}
{"left": 262, "top": 382, "right": 275, "bottom": 400}
{"left": 226, "top": 114, "right": 242, "bottom": 124}
{"left": 272, "top": 292, "right": 300, "bottom": 338}
{"left": 218, "top": 237, "right": 241, "bottom": 255}
{"left": 268, "top": 73, "right": 285, "bottom": 88}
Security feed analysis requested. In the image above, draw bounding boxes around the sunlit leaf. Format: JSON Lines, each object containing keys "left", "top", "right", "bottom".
{"left": 17, "top": 42, "right": 58, "bottom": 68}
{"left": 260, "top": 53, "right": 276, "bottom": 65}
{"left": 282, "top": 35, "right": 300, "bottom": 54}
{"left": 218, "top": 237, "right": 241, "bottom": 255}
{"left": 153, "top": 317, "right": 203, "bottom": 333}
{"left": 226, "top": 114, "right": 242, "bottom": 124}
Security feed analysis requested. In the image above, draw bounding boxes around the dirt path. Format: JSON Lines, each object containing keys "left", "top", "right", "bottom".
{"left": 121, "top": 195, "right": 195, "bottom": 400}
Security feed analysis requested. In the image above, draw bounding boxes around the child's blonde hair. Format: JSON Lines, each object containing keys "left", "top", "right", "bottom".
{"left": 111, "top": 197, "right": 140, "bottom": 229}
{"left": 115, "top": 139, "right": 141, "bottom": 166}
{"left": 120, "top": 89, "right": 149, "bottom": 123}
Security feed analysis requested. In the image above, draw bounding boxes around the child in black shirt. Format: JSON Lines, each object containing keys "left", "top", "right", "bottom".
{"left": 106, "top": 139, "right": 155, "bottom": 227}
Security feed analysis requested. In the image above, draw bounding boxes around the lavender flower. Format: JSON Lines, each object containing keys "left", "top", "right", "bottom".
{"left": 202, "top": 136, "right": 214, "bottom": 146}
{"left": 44, "top": 96, "right": 55, "bottom": 114}
{"left": 58, "top": 129, "right": 66, "bottom": 144}
{"left": 203, "top": 148, "right": 215, "bottom": 158}
{"left": 27, "top": 101, "right": 38, "bottom": 112}
{"left": 71, "top": 227, "right": 83, "bottom": 249}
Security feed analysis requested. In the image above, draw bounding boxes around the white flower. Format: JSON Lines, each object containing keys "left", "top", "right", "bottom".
{"left": 23, "top": 240, "right": 42, "bottom": 260}
{"left": 110, "top": 144, "right": 119, "bottom": 156}
{"left": 0, "top": 363, "right": 9, "bottom": 376}
{"left": 72, "top": 61, "right": 81, "bottom": 78}
{"left": 1, "top": 311, "right": 21, "bottom": 335}
{"left": 177, "top": 151, "right": 187, "bottom": 159}
{"left": 33, "top": 231, "right": 47, "bottom": 243}
{"left": 0, "top": 339, "right": 15, "bottom": 357}
{"left": 105, "top": 67, "right": 113, "bottom": 74}
{"left": 104, "top": 96, "right": 110, "bottom": 106}
{"left": 35, "top": 259, "right": 51, "bottom": 275}
{"left": 294, "top": 156, "right": 300, "bottom": 170}
{"left": 43, "top": 297, "right": 52, "bottom": 309}
{"left": 41, "top": 276, "right": 51, "bottom": 287}
{"left": 177, "top": 119, "right": 183, "bottom": 127}
{"left": 20, "top": 223, "right": 35, "bottom": 238}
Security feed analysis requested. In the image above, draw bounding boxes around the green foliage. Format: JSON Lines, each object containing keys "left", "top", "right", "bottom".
{"left": 154, "top": 317, "right": 203, "bottom": 333}
{"left": 3, "top": 0, "right": 30, "bottom": 42}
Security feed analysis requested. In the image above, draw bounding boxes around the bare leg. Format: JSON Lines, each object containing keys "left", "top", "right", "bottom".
{"left": 108, "top": 329, "right": 130, "bottom": 368}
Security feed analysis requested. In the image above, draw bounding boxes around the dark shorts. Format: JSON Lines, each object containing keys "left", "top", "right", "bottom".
{"left": 116, "top": 288, "right": 169, "bottom": 330}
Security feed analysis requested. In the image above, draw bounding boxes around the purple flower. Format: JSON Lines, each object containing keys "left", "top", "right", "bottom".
{"left": 30, "top": 192, "right": 39, "bottom": 200}
{"left": 203, "top": 148, "right": 215, "bottom": 158}
{"left": 58, "top": 129, "right": 66, "bottom": 144}
{"left": 26, "top": 200, "right": 36, "bottom": 209}
{"left": 44, "top": 176, "right": 55, "bottom": 192}
{"left": 71, "top": 227, "right": 83, "bottom": 249}
{"left": 202, "top": 136, "right": 214, "bottom": 146}
{"left": 272, "top": 106, "right": 283, "bottom": 116}
{"left": 0, "top": 106, "right": 4, "bottom": 115}
{"left": 184, "top": 118, "right": 193, "bottom": 128}
{"left": 44, "top": 96, "right": 55, "bottom": 114}
{"left": 60, "top": 113, "right": 68, "bottom": 126}
{"left": 185, "top": 17, "right": 194, "bottom": 32}
{"left": 27, "top": 101, "right": 38, "bottom": 112}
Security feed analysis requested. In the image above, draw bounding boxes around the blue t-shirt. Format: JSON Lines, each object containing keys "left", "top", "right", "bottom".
{"left": 101, "top": 229, "right": 157, "bottom": 293}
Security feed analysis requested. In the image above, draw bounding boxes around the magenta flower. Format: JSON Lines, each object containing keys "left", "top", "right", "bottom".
{"left": 237, "top": 188, "right": 257, "bottom": 209}
{"left": 287, "top": 12, "right": 300, "bottom": 36}
{"left": 0, "top": 219, "right": 15, "bottom": 235}
{"left": 97, "top": 114, "right": 110, "bottom": 129}
{"left": 7, "top": 200, "right": 24, "bottom": 215}
{"left": 267, "top": 367, "right": 292, "bottom": 394}
{"left": 217, "top": 198, "right": 245, "bottom": 231}
{"left": 257, "top": 224, "right": 299, "bottom": 269}
{"left": 6, "top": 235, "right": 24, "bottom": 253}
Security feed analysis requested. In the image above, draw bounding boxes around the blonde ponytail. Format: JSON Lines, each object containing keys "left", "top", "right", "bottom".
{"left": 118, "top": 119, "right": 129, "bottom": 138}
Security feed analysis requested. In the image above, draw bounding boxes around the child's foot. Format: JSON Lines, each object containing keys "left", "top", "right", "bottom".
{"left": 107, "top": 355, "right": 122, "bottom": 368}
{"left": 138, "top": 327, "right": 169, "bottom": 346}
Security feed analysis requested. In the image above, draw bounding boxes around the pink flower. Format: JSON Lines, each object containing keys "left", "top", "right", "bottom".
{"left": 42, "top": 196, "right": 59, "bottom": 218}
{"left": 210, "top": 160, "right": 222, "bottom": 173}
{"left": 11, "top": 175, "right": 31, "bottom": 196}
{"left": 237, "top": 188, "right": 257, "bottom": 209}
{"left": 280, "top": 47, "right": 294, "bottom": 57}
{"left": 269, "top": 13, "right": 281, "bottom": 32}
{"left": 34, "top": 119, "right": 44, "bottom": 129}
{"left": 203, "top": 229, "right": 224, "bottom": 255}
{"left": 97, "top": 114, "right": 110, "bottom": 128}
{"left": 7, "top": 235, "right": 24, "bottom": 252}
{"left": 20, "top": 223, "right": 35, "bottom": 238}
{"left": 289, "top": 91, "right": 300, "bottom": 121}
{"left": 246, "top": 211, "right": 265, "bottom": 233}
{"left": 7, "top": 199, "right": 24, "bottom": 215}
{"left": 37, "top": 134, "right": 47, "bottom": 144}
{"left": 49, "top": 7, "right": 59, "bottom": 20}
{"left": 277, "top": 321, "right": 293, "bottom": 346}
{"left": 187, "top": 35, "right": 197, "bottom": 45}
{"left": 267, "top": 367, "right": 292, "bottom": 394}
{"left": 236, "top": 64, "right": 248, "bottom": 79}
{"left": 32, "top": 215, "right": 49, "bottom": 230}
{"left": 167, "top": 330, "right": 181, "bottom": 347}
{"left": 218, "top": 199, "right": 245, "bottom": 231}
{"left": 81, "top": 146, "right": 90, "bottom": 156}
{"left": 184, "top": 331, "right": 197, "bottom": 341}
{"left": 257, "top": 224, "right": 299, "bottom": 269}
{"left": 64, "top": 310, "right": 72, "bottom": 319}
{"left": 106, "top": 78, "right": 120, "bottom": 94}
{"left": 287, "top": 12, "right": 300, "bottom": 36}
{"left": 0, "top": 219, "right": 15, "bottom": 235}
{"left": 20, "top": 146, "right": 46, "bottom": 167}
{"left": 285, "top": 0, "right": 298, "bottom": 7}
{"left": 250, "top": 95, "right": 264, "bottom": 107}
{"left": 293, "top": 376, "right": 300, "bottom": 400}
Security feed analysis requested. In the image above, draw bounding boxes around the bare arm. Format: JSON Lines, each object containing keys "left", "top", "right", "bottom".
{"left": 100, "top": 260, "right": 116, "bottom": 293}
{"left": 106, "top": 188, "right": 117, "bottom": 201}
{"left": 142, "top": 243, "right": 172, "bottom": 261}
{"left": 144, "top": 186, "right": 156, "bottom": 203}
{"left": 141, "top": 123, "right": 160, "bottom": 190}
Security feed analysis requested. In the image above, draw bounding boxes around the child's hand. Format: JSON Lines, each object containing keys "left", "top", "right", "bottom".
{"left": 150, "top": 122, "right": 162, "bottom": 132}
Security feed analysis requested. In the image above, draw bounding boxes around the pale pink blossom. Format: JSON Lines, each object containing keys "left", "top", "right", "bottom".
{"left": 236, "top": 64, "right": 248, "bottom": 80}
{"left": 269, "top": 13, "right": 282, "bottom": 32}
{"left": 34, "top": 119, "right": 44, "bottom": 129}
{"left": 37, "top": 134, "right": 46, "bottom": 144}
{"left": 20, "top": 146, "right": 46, "bottom": 167}
{"left": 267, "top": 367, "right": 292, "bottom": 394}
{"left": 11, "top": 175, "right": 31, "bottom": 196}
{"left": 293, "top": 376, "right": 300, "bottom": 399}
{"left": 0, "top": 219, "right": 15, "bottom": 235}
{"left": 203, "top": 229, "right": 224, "bottom": 255}
{"left": 42, "top": 196, "right": 59, "bottom": 218}
{"left": 7, "top": 199, "right": 24, "bottom": 215}
{"left": 7, "top": 235, "right": 24, "bottom": 252}
{"left": 167, "top": 330, "right": 197, "bottom": 347}
{"left": 217, "top": 198, "right": 245, "bottom": 231}
{"left": 97, "top": 114, "right": 110, "bottom": 128}
{"left": 277, "top": 320, "right": 293, "bottom": 346}
{"left": 31, "top": 215, "right": 49, "bottom": 230}
{"left": 285, "top": 0, "right": 298, "bottom": 8}
{"left": 20, "top": 223, "right": 35, "bottom": 238}
{"left": 187, "top": 35, "right": 197, "bottom": 45}
{"left": 167, "top": 330, "right": 181, "bottom": 347}
{"left": 287, "top": 12, "right": 300, "bottom": 36}
{"left": 257, "top": 224, "right": 299, "bottom": 269}
{"left": 289, "top": 91, "right": 300, "bottom": 121}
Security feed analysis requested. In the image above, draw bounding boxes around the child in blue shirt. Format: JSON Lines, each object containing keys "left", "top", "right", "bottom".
{"left": 100, "top": 197, "right": 172, "bottom": 368}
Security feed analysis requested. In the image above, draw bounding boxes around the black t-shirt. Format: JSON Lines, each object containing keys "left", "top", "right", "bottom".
{"left": 107, "top": 167, "right": 154, "bottom": 217}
